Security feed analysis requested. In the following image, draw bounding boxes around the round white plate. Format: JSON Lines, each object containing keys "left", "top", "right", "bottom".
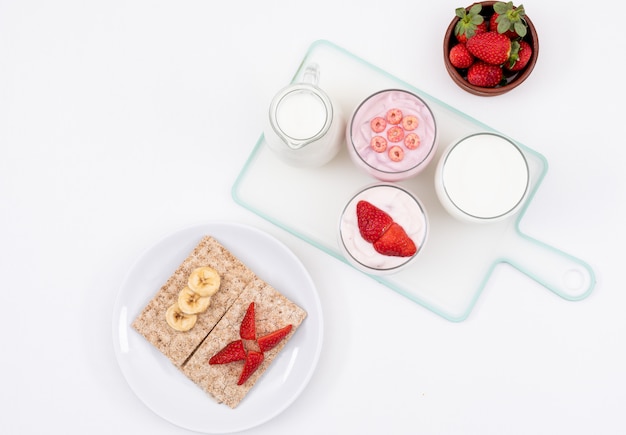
{"left": 112, "top": 222, "right": 324, "bottom": 433}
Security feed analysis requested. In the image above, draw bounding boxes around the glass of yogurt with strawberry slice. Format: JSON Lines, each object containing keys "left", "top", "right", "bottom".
{"left": 338, "top": 183, "right": 428, "bottom": 275}
{"left": 346, "top": 89, "right": 438, "bottom": 181}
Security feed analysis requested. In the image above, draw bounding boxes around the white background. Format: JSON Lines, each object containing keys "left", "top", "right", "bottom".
{"left": 2, "top": 0, "right": 624, "bottom": 434}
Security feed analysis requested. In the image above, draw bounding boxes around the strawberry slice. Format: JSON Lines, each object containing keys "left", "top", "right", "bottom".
{"left": 237, "top": 350, "right": 264, "bottom": 385}
{"left": 239, "top": 302, "right": 256, "bottom": 340}
{"left": 356, "top": 200, "right": 393, "bottom": 243}
{"left": 208, "top": 339, "right": 246, "bottom": 365}
{"left": 257, "top": 324, "right": 293, "bottom": 353}
{"left": 373, "top": 222, "right": 417, "bottom": 257}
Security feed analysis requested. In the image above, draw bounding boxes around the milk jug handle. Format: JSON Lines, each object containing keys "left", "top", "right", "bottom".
{"left": 302, "top": 63, "right": 320, "bottom": 86}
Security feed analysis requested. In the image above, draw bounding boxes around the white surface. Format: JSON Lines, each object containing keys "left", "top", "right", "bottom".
{"left": 112, "top": 222, "right": 323, "bottom": 433}
{"left": 1, "top": 1, "right": 624, "bottom": 434}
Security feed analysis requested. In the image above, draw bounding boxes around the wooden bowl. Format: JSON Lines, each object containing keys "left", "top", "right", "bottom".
{"left": 443, "top": 1, "right": 539, "bottom": 96}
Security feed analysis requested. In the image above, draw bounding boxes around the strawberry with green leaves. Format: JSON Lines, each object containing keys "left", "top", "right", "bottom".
{"left": 505, "top": 40, "right": 532, "bottom": 71}
{"left": 449, "top": 2, "right": 532, "bottom": 89}
{"left": 489, "top": 1, "right": 527, "bottom": 39}
{"left": 454, "top": 3, "right": 487, "bottom": 43}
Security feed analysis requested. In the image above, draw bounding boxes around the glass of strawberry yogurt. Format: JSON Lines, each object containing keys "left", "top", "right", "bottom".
{"left": 338, "top": 183, "right": 428, "bottom": 275}
{"left": 346, "top": 89, "right": 438, "bottom": 181}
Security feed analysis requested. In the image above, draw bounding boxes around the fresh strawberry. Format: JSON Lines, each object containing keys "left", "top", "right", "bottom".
{"left": 505, "top": 40, "right": 532, "bottom": 71}
{"left": 209, "top": 340, "right": 246, "bottom": 365}
{"left": 449, "top": 43, "right": 474, "bottom": 69}
{"left": 489, "top": 2, "right": 527, "bottom": 39}
{"left": 454, "top": 4, "right": 487, "bottom": 44}
{"left": 466, "top": 31, "right": 511, "bottom": 65}
{"left": 237, "top": 350, "right": 264, "bottom": 385}
{"left": 372, "top": 222, "right": 417, "bottom": 257}
{"left": 467, "top": 61, "right": 503, "bottom": 88}
{"left": 239, "top": 302, "right": 256, "bottom": 340}
{"left": 257, "top": 324, "right": 293, "bottom": 353}
{"left": 356, "top": 200, "right": 393, "bottom": 243}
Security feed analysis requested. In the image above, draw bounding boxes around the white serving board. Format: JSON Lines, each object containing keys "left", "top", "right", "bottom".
{"left": 232, "top": 40, "right": 595, "bottom": 321}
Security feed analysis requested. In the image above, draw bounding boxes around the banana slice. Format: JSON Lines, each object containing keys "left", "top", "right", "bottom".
{"left": 165, "top": 302, "right": 197, "bottom": 332}
{"left": 178, "top": 286, "right": 211, "bottom": 314}
{"left": 188, "top": 266, "right": 221, "bottom": 297}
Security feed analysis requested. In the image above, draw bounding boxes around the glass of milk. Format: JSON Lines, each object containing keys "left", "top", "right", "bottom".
{"left": 434, "top": 132, "right": 530, "bottom": 223}
{"left": 264, "top": 64, "right": 344, "bottom": 167}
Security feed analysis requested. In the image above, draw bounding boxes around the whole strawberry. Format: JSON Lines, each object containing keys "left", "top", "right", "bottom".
{"left": 505, "top": 40, "right": 532, "bottom": 71}
{"left": 449, "top": 43, "right": 474, "bottom": 69}
{"left": 489, "top": 1, "right": 527, "bottom": 39}
{"left": 466, "top": 31, "right": 511, "bottom": 65}
{"left": 467, "top": 61, "right": 503, "bottom": 88}
{"left": 454, "top": 3, "right": 487, "bottom": 43}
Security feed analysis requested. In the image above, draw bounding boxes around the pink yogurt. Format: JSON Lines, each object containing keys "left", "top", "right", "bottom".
{"left": 338, "top": 183, "right": 428, "bottom": 275}
{"left": 346, "top": 89, "right": 438, "bottom": 181}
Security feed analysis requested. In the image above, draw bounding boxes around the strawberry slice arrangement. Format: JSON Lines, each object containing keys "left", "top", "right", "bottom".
{"left": 356, "top": 200, "right": 417, "bottom": 257}
{"left": 209, "top": 302, "right": 293, "bottom": 385}
{"left": 448, "top": 2, "right": 533, "bottom": 88}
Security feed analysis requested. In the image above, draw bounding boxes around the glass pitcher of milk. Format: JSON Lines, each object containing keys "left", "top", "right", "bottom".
{"left": 264, "top": 64, "right": 344, "bottom": 167}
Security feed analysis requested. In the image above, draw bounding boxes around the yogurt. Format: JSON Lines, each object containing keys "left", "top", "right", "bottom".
{"left": 435, "top": 132, "right": 530, "bottom": 223}
{"left": 346, "top": 89, "right": 438, "bottom": 181}
{"left": 338, "top": 183, "right": 428, "bottom": 275}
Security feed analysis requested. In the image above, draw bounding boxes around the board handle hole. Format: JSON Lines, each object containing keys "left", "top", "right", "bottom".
{"left": 562, "top": 268, "right": 588, "bottom": 296}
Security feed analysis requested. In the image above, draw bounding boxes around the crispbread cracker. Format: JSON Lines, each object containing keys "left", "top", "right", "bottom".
{"left": 132, "top": 236, "right": 256, "bottom": 367}
{"left": 132, "top": 234, "right": 308, "bottom": 408}
{"left": 182, "top": 276, "right": 307, "bottom": 408}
